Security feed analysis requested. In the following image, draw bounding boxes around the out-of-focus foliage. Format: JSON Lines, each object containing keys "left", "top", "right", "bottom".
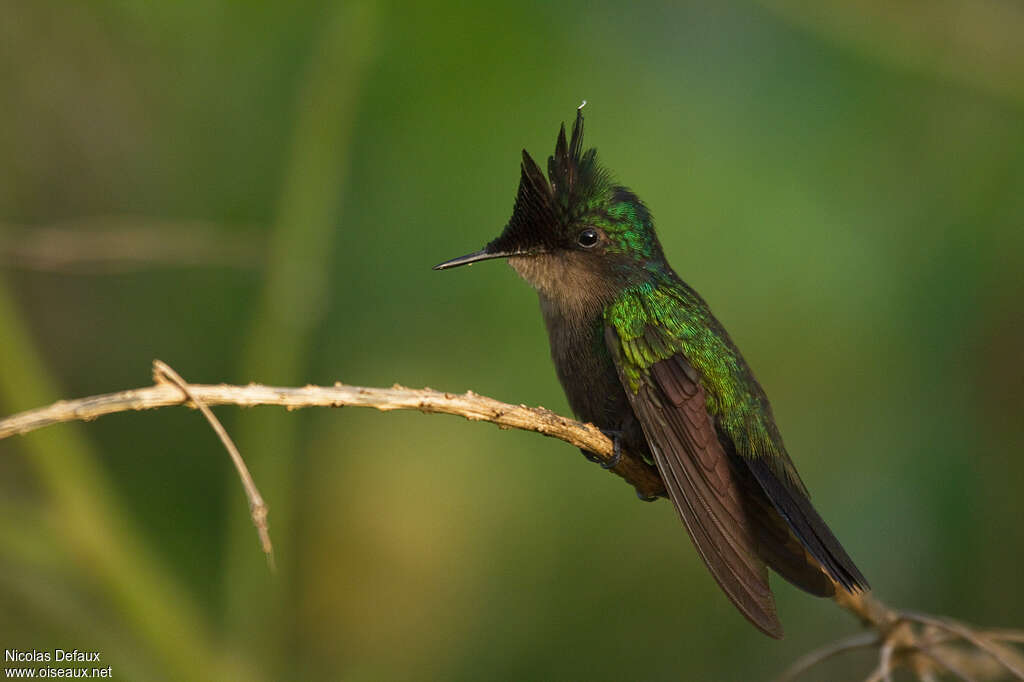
{"left": 1, "top": 0, "right": 1022, "bottom": 679}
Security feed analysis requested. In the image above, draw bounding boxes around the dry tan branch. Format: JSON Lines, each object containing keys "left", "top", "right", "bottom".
{"left": 781, "top": 589, "right": 1024, "bottom": 681}
{"left": 0, "top": 217, "right": 263, "bottom": 273}
{"left": 1, "top": 359, "right": 1021, "bottom": 681}
{"left": 0, "top": 360, "right": 665, "bottom": 499}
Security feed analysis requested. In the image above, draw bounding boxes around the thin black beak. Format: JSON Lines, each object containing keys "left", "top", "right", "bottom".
{"left": 432, "top": 249, "right": 516, "bottom": 270}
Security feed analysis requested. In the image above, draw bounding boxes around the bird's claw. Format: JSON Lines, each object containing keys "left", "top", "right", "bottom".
{"left": 579, "top": 430, "right": 623, "bottom": 469}
{"left": 600, "top": 430, "right": 622, "bottom": 469}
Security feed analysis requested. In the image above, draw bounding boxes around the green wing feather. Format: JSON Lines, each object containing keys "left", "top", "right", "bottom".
{"left": 605, "top": 280, "right": 868, "bottom": 613}
{"left": 605, "top": 280, "right": 802, "bottom": 483}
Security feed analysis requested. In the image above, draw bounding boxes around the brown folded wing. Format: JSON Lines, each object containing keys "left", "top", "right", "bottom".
{"left": 607, "top": 327, "right": 784, "bottom": 638}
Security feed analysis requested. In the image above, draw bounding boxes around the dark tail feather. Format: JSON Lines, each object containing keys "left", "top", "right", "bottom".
{"left": 732, "top": 456, "right": 835, "bottom": 597}
{"left": 744, "top": 457, "right": 869, "bottom": 593}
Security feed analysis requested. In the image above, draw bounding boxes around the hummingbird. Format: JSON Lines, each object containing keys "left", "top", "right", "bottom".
{"left": 434, "top": 106, "right": 868, "bottom": 637}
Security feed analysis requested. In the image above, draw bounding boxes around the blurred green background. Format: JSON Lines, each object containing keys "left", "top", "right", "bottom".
{"left": 1, "top": 1, "right": 1022, "bottom": 680}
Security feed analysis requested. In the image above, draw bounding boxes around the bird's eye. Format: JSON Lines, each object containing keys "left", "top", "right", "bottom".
{"left": 577, "top": 228, "right": 600, "bottom": 248}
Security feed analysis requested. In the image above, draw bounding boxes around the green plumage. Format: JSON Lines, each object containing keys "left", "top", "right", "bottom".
{"left": 607, "top": 273, "right": 805, "bottom": 489}
{"left": 436, "top": 106, "right": 867, "bottom": 638}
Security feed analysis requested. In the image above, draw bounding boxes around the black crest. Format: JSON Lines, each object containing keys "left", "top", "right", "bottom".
{"left": 488, "top": 108, "right": 609, "bottom": 254}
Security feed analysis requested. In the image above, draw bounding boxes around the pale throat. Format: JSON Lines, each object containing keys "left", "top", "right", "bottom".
{"left": 506, "top": 252, "right": 621, "bottom": 321}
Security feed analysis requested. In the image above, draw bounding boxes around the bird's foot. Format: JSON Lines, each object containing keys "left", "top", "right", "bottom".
{"left": 635, "top": 489, "right": 659, "bottom": 502}
{"left": 580, "top": 430, "right": 623, "bottom": 469}
{"left": 601, "top": 430, "right": 623, "bottom": 469}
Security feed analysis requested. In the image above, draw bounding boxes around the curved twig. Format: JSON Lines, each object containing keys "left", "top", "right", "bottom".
{"left": 152, "top": 361, "right": 274, "bottom": 569}
{"left": 901, "top": 611, "right": 1024, "bottom": 680}
{"left": 865, "top": 626, "right": 900, "bottom": 682}
{"left": 915, "top": 644, "right": 978, "bottom": 682}
{"left": 775, "top": 631, "right": 878, "bottom": 681}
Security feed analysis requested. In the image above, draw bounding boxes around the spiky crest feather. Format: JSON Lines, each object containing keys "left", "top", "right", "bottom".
{"left": 488, "top": 110, "right": 612, "bottom": 255}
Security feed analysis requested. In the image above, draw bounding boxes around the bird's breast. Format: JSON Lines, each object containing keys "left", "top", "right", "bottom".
{"left": 539, "top": 296, "right": 633, "bottom": 434}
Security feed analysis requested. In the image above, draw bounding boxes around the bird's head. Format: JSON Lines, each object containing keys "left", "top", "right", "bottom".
{"left": 434, "top": 106, "right": 666, "bottom": 311}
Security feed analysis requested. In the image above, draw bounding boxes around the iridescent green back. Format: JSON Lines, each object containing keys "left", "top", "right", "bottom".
{"left": 605, "top": 276, "right": 806, "bottom": 491}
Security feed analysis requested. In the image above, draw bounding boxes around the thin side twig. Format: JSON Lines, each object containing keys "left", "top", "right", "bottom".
{"left": 151, "top": 361, "right": 274, "bottom": 570}
{"left": 864, "top": 620, "right": 909, "bottom": 682}
{"left": 915, "top": 644, "right": 979, "bottom": 682}
{"left": 774, "top": 630, "right": 878, "bottom": 681}
{"left": 901, "top": 611, "right": 1024, "bottom": 680}
{"left": 984, "top": 630, "right": 1024, "bottom": 644}
{"left": 825, "top": 587, "right": 1024, "bottom": 681}
{"left": 0, "top": 217, "right": 263, "bottom": 273}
